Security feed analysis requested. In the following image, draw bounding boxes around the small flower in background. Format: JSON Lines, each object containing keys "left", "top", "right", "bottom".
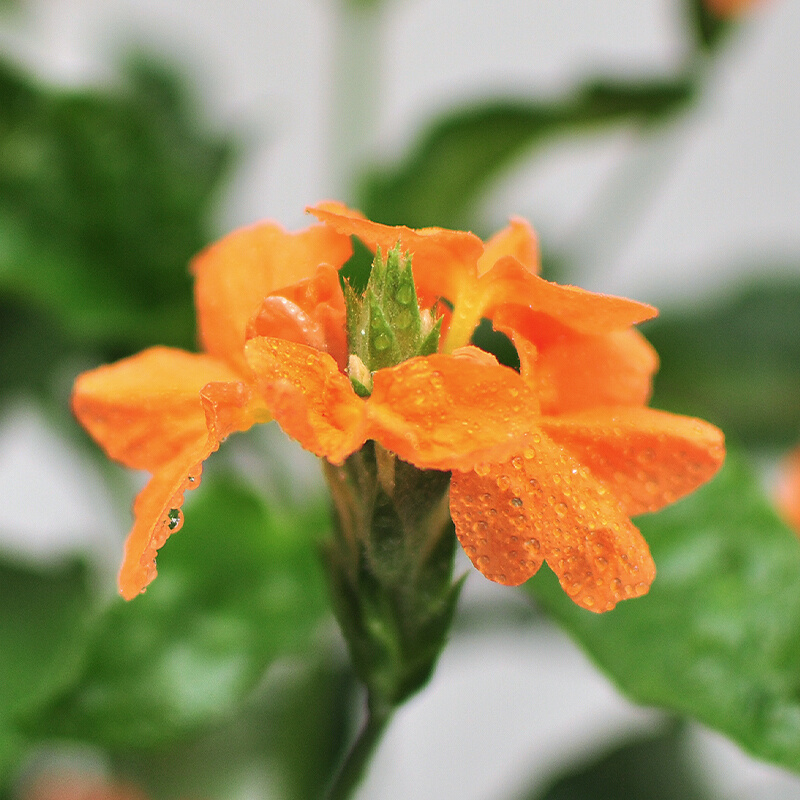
{"left": 703, "top": 0, "right": 765, "bottom": 18}
{"left": 24, "top": 772, "right": 148, "bottom": 800}
{"left": 72, "top": 204, "right": 724, "bottom": 612}
{"left": 777, "top": 445, "right": 800, "bottom": 534}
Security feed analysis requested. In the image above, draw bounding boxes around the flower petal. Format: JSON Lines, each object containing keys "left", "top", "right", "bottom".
{"left": 71, "top": 347, "right": 247, "bottom": 471}
{"left": 308, "top": 202, "right": 485, "bottom": 308}
{"left": 245, "top": 337, "right": 367, "bottom": 464}
{"left": 118, "top": 380, "right": 260, "bottom": 599}
{"left": 193, "top": 221, "right": 352, "bottom": 373}
{"left": 450, "top": 433, "right": 655, "bottom": 611}
{"left": 532, "top": 329, "right": 658, "bottom": 414}
{"left": 247, "top": 263, "right": 348, "bottom": 370}
{"left": 486, "top": 256, "right": 658, "bottom": 334}
{"left": 539, "top": 407, "right": 726, "bottom": 517}
{"left": 477, "top": 217, "right": 539, "bottom": 277}
{"left": 366, "top": 352, "right": 539, "bottom": 471}
{"left": 72, "top": 348, "right": 264, "bottom": 598}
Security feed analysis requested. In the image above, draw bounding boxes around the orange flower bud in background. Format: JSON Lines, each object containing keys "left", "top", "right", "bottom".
{"left": 777, "top": 446, "right": 800, "bottom": 535}
{"left": 24, "top": 773, "right": 149, "bottom": 800}
{"left": 703, "top": 0, "right": 765, "bottom": 18}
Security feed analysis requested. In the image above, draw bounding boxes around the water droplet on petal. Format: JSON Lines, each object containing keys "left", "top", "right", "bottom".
{"left": 167, "top": 508, "right": 182, "bottom": 530}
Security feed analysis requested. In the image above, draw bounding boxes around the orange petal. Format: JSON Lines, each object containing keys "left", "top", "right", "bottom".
{"left": 118, "top": 380, "right": 260, "bottom": 599}
{"left": 244, "top": 337, "right": 366, "bottom": 464}
{"left": 72, "top": 348, "right": 264, "bottom": 598}
{"left": 532, "top": 329, "right": 659, "bottom": 415}
{"left": 486, "top": 256, "right": 658, "bottom": 334}
{"left": 193, "top": 221, "right": 352, "bottom": 373}
{"left": 477, "top": 217, "right": 539, "bottom": 277}
{"left": 450, "top": 433, "right": 655, "bottom": 611}
{"left": 539, "top": 407, "right": 726, "bottom": 517}
{"left": 72, "top": 347, "right": 246, "bottom": 471}
{"left": 308, "top": 203, "right": 485, "bottom": 309}
{"left": 366, "top": 353, "right": 539, "bottom": 471}
{"left": 247, "top": 263, "right": 348, "bottom": 370}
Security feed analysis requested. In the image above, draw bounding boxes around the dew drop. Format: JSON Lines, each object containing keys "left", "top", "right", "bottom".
{"left": 496, "top": 475, "right": 511, "bottom": 491}
{"left": 395, "top": 309, "right": 412, "bottom": 328}
{"left": 554, "top": 502, "right": 568, "bottom": 518}
{"left": 476, "top": 555, "right": 491, "bottom": 568}
{"left": 511, "top": 456, "right": 523, "bottom": 470}
{"left": 374, "top": 333, "right": 391, "bottom": 351}
{"left": 475, "top": 463, "right": 491, "bottom": 477}
{"left": 167, "top": 508, "right": 182, "bottom": 530}
{"left": 510, "top": 496, "right": 523, "bottom": 507}
{"left": 396, "top": 284, "right": 414, "bottom": 304}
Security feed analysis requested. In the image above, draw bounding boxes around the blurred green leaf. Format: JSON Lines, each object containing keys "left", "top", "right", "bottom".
{"left": 644, "top": 277, "right": 800, "bottom": 448}
{"left": 113, "top": 655, "right": 357, "bottom": 800}
{"left": 527, "top": 724, "right": 711, "bottom": 800}
{"left": 526, "top": 454, "right": 800, "bottom": 773}
{"left": 357, "top": 78, "right": 694, "bottom": 230}
{"left": 22, "top": 478, "right": 332, "bottom": 749}
{"left": 0, "top": 55, "right": 233, "bottom": 356}
{"left": 0, "top": 559, "right": 92, "bottom": 785}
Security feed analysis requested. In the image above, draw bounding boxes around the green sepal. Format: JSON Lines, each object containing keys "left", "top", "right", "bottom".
{"left": 323, "top": 444, "right": 461, "bottom": 708}
{"left": 418, "top": 315, "right": 443, "bottom": 357}
{"left": 344, "top": 245, "right": 441, "bottom": 386}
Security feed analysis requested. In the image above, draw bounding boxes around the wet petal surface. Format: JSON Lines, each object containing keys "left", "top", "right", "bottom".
{"left": 193, "top": 221, "right": 351, "bottom": 372}
{"left": 451, "top": 432, "right": 656, "bottom": 611}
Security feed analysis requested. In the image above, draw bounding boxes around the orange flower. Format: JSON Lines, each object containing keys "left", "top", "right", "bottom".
{"left": 24, "top": 772, "right": 149, "bottom": 800}
{"left": 777, "top": 446, "right": 800, "bottom": 534}
{"left": 703, "top": 0, "right": 765, "bottom": 18}
{"left": 73, "top": 204, "right": 725, "bottom": 611}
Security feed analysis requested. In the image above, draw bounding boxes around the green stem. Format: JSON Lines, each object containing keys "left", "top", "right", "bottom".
{"left": 327, "top": 698, "right": 393, "bottom": 800}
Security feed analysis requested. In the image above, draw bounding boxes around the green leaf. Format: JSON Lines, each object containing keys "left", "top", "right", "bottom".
{"left": 112, "top": 654, "right": 358, "bottom": 800}
{"left": 357, "top": 78, "right": 694, "bottom": 230}
{"left": 644, "top": 277, "right": 800, "bottom": 448}
{"left": 0, "top": 559, "right": 92, "bottom": 785}
{"left": 22, "top": 478, "right": 332, "bottom": 748}
{"left": 528, "top": 724, "right": 711, "bottom": 800}
{"left": 526, "top": 454, "right": 800, "bottom": 773}
{"left": 0, "top": 55, "right": 233, "bottom": 354}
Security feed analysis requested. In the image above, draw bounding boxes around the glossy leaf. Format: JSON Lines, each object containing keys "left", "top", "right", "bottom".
{"left": 526, "top": 455, "right": 800, "bottom": 773}
{"left": 528, "top": 724, "right": 711, "bottom": 800}
{"left": 21, "top": 479, "right": 331, "bottom": 748}
{"left": 644, "top": 277, "right": 800, "bottom": 448}
{"left": 357, "top": 78, "right": 694, "bottom": 229}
